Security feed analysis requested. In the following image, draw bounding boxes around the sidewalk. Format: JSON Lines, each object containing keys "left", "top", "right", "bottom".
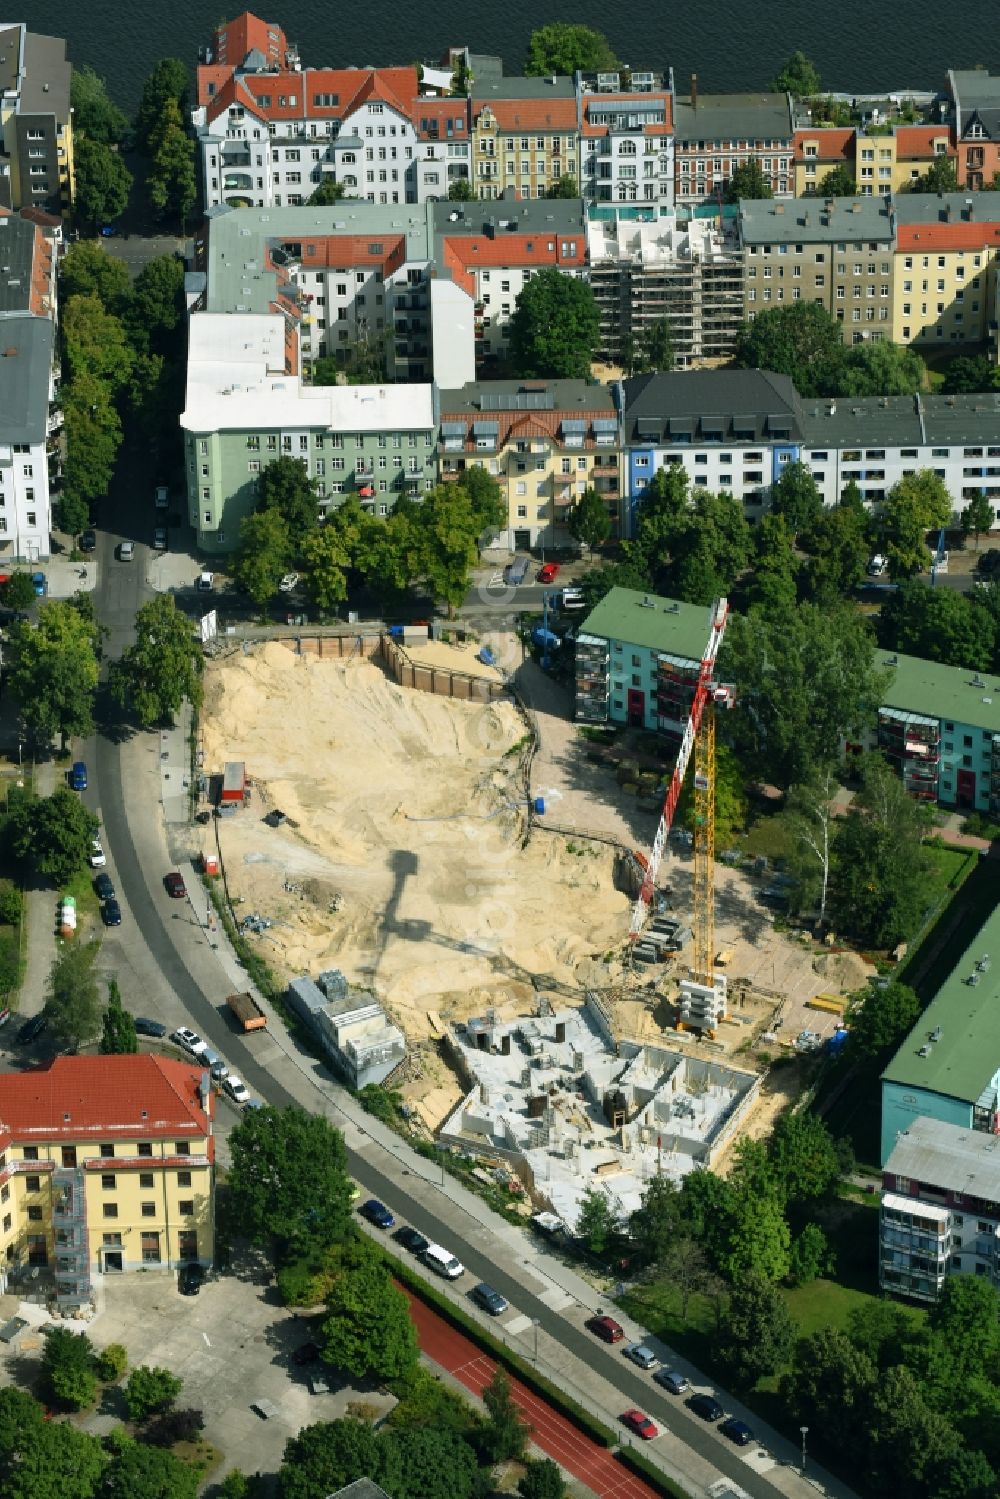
{"left": 18, "top": 758, "right": 59, "bottom": 1021}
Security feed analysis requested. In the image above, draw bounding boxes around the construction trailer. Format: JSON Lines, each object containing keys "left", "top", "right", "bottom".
{"left": 220, "top": 761, "right": 248, "bottom": 805}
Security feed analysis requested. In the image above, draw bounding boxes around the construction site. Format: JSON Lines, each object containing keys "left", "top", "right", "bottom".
{"left": 198, "top": 615, "right": 868, "bottom": 1219}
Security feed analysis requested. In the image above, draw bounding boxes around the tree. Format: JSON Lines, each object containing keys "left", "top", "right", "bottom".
{"left": 279, "top": 1420, "right": 381, "bottom": 1499}
{"left": 233, "top": 509, "right": 293, "bottom": 609}
{"left": 941, "top": 353, "right": 999, "bottom": 395}
{"left": 720, "top": 1189, "right": 791, "bottom": 1285}
{"left": 575, "top": 1185, "right": 619, "bottom": 1257}
{"left": 321, "top": 1255, "right": 419, "bottom": 1383}
{"left": 929, "top": 1275, "right": 1000, "bottom": 1379}
{"left": 733, "top": 301, "right": 846, "bottom": 398}
{"left": 124, "top": 1365, "right": 182, "bottom": 1422}
{"left": 962, "top": 491, "right": 994, "bottom": 549}
{"left": 216, "top": 1473, "right": 252, "bottom": 1499}
{"left": 62, "top": 294, "right": 134, "bottom": 392}
{"left": 545, "top": 174, "right": 579, "bottom": 199}
{"left": 6, "top": 1418, "right": 106, "bottom": 1499}
{"left": 97, "top": 1436, "right": 198, "bottom": 1499}
{"left": 769, "top": 460, "right": 823, "bottom": 534}
{"left": 479, "top": 1367, "right": 531, "bottom": 1462}
{"left": 146, "top": 98, "right": 197, "bottom": 226}
{"left": 3, "top": 573, "right": 42, "bottom": 614}
{"left": 662, "top": 1235, "right": 716, "bottom": 1321}
{"left": 110, "top": 594, "right": 203, "bottom": 727}
{"left": 95, "top": 1342, "right": 128, "bottom": 1382}
{"left": 879, "top": 471, "right": 953, "bottom": 579}
{"left": 725, "top": 158, "right": 773, "bottom": 203}
{"left": 70, "top": 65, "right": 129, "bottom": 146}
{"left": 309, "top": 177, "right": 347, "bottom": 205}
{"left": 788, "top": 1223, "right": 834, "bottom": 1285}
{"left": 227, "top": 1104, "right": 355, "bottom": 1257}
{"left": 640, "top": 317, "right": 673, "bottom": 373}
{"left": 59, "top": 241, "right": 132, "bottom": 313}
{"left": 576, "top": 559, "right": 652, "bottom": 610}
{"left": 62, "top": 374, "right": 123, "bottom": 512}
{"left": 42, "top": 1326, "right": 99, "bottom": 1410}
{"left": 847, "top": 979, "right": 921, "bottom": 1057}
{"left": 135, "top": 58, "right": 190, "bottom": 155}
{"left": 833, "top": 755, "right": 932, "bottom": 945}
{"left": 714, "top": 1273, "right": 796, "bottom": 1388}
{"left": 841, "top": 341, "right": 925, "bottom": 398}
{"left": 722, "top": 602, "right": 890, "bottom": 788}
{"left": 780, "top": 762, "right": 839, "bottom": 926}
{"left": 800, "top": 500, "right": 871, "bottom": 605}
{"left": 518, "top": 1458, "right": 565, "bottom": 1499}
{"left": 9, "top": 599, "right": 101, "bottom": 752}
{"left": 768, "top": 1110, "right": 840, "bottom": 1202}
{"left": 444, "top": 177, "right": 475, "bottom": 202}
{"left": 782, "top": 1327, "right": 877, "bottom": 1451}
{"left": 846, "top": 1299, "right": 915, "bottom": 1371}
{"left": 382, "top": 1427, "right": 480, "bottom": 1499}
{"left": 524, "top": 25, "right": 619, "bottom": 77}
{"left": 459, "top": 465, "right": 506, "bottom": 541}
{"left": 301, "top": 525, "right": 350, "bottom": 613}
{"left": 8, "top": 787, "right": 99, "bottom": 887}
{"left": 568, "top": 488, "right": 611, "bottom": 557}
{"left": 46, "top": 942, "right": 101, "bottom": 1051}
{"left": 809, "top": 162, "right": 856, "bottom": 197}
{"left": 258, "top": 455, "right": 321, "bottom": 556}
{"left": 630, "top": 1174, "right": 681, "bottom": 1266}
{"left": 905, "top": 155, "right": 960, "bottom": 194}
{"left": 413, "top": 484, "right": 479, "bottom": 616}
{"left": 73, "top": 137, "right": 132, "bottom": 228}
{"left": 99, "top": 978, "right": 138, "bottom": 1055}
{"left": 388, "top": 1366, "right": 478, "bottom": 1436}
{"left": 508, "top": 267, "right": 600, "bottom": 380}
{"left": 879, "top": 580, "right": 995, "bottom": 672}
{"left": 641, "top": 489, "right": 750, "bottom": 604}
{"left": 675, "top": 1169, "right": 737, "bottom": 1272}
{"left": 126, "top": 255, "right": 186, "bottom": 360}
{"left": 772, "top": 51, "right": 822, "bottom": 96}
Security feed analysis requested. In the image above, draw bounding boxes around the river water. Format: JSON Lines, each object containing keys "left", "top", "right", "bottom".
{"left": 22, "top": 0, "right": 1000, "bottom": 113}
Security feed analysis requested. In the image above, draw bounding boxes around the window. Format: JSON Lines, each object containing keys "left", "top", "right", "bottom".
{"left": 22, "top": 1148, "right": 38, "bottom": 1162}
{"left": 141, "top": 1202, "right": 156, "bottom": 1218}
{"left": 102, "top": 1175, "right": 116, "bottom": 1191}
{"left": 179, "top": 1200, "right": 195, "bottom": 1217}
{"left": 103, "top": 1203, "right": 118, "bottom": 1219}
{"left": 25, "top": 1174, "right": 41, "bottom": 1192}
{"left": 174, "top": 1143, "right": 191, "bottom": 1157}
{"left": 137, "top": 1143, "right": 152, "bottom": 1158}
{"left": 141, "top": 1232, "right": 161, "bottom": 1264}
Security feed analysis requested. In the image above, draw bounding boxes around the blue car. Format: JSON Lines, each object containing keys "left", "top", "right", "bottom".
{"left": 719, "top": 1417, "right": 755, "bottom": 1447}
{"left": 69, "top": 761, "right": 87, "bottom": 791}
{"left": 30, "top": 572, "right": 46, "bottom": 596}
{"left": 359, "top": 1198, "right": 394, "bottom": 1229}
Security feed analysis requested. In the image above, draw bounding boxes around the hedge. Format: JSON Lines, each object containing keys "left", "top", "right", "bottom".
{"left": 615, "top": 1443, "right": 689, "bottom": 1498}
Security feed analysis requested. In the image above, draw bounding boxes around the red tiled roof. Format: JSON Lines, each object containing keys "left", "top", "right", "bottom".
{"left": 581, "top": 92, "right": 672, "bottom": 138}
{"left": 414, "top": 97, "right": 470, "bottom": 141}
{"left": 208, "top": 65, "right": 419, "bottom": 126}
{"left": 473, "top": 97, "right": 578, "bottom": 131}
{"left": 440, "top": 403, "right": 614, "bottom": 449}
{"left": 197, "top": 64, "right": 232, "bottom": 108}
{"left": 213, "top": 10, "right": 287, "bottom": 70}
{"left": 0, "top": 1056, "right": 214, "bottom": 1145}
{"left": 276, "top": 233, "right": 407, "bottom": 273}
{"left": 793, "top": 127, "right": 854, "bottom": 163}
{"left": 205, "top": 74, "right": 270, "bottom": 127}
{"left": 443, "top": 230, "right": 587, "bottom": 274}
{"left": 895, "top": 125, "right": 956, "bottom": 159}
{"left": 897, "top": 221, "right": 1000, "bottom": 251}
{"left": 440, "top": 239, "right": 475, "bottom": 297}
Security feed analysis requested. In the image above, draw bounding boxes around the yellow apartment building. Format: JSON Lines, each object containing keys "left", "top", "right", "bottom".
{"left": 471, "top": 78, "right": 579, "bottom": 201}
{"left": 0, "top": 1055, "right": 215, "bottom": 1308}
{"left": 793, "top": 127, "right": 854, "bottom": 197}
{"left": 893, "top": 202, "right": 1000, "bottom": 345}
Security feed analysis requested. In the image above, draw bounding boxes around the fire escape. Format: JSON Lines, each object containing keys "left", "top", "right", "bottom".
{"left": 52, "top": 1168, "right": 91, "bottom": 1309}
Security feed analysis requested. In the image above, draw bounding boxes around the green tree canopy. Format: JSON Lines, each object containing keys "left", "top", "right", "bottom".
{"left": 928, "top": 1274, "right": 1000, "bottom": 1380}
{"left": 381, "top": 1426, "right": 480, "bottom": 1499}
{"left": 7, "top": 1417, "right": 106, "bottom": 1499}
{"left": 412, "top": 483, "right": 479, "bottom": 615}
{"left": 568, "top": 488, "right": 612, "bottom": 556}
{"left": 778, "top": 762, "right": 839, "bottom": 926}
{"left": 74, "top": 137, "right": 132, "bottom": 227}
{"left": 62, "top": 294, "right": 134, "bottom": 393}
{"left": 733, "top": 301, "right": 846, "bottom": 397}
{"left": 808, "top": 162, "right": 856, "bottom": 197}
{"left": 8, "top": 600, "right": 101, "bottom": 752}
{"left": 45, "top": 942, "right": 102, "bottom": 1051}
{"left": 447, "top": 177, "right": 476, "bottom": 201}
{"left": 832, "top": 753, "right": 932, "bottom": 945}
{"left": 781, "top": 1326, "right": 877, "bottom": 1452}
{"left": 96, "top": 1435, "right": 198, "bottom": 1499}
{"left": 962, "top": 491, "right": 994, "bottom": 548}
{"left": 126, "top": 254, "right": 186, "bottom": 360}
{"left": 233, "top": 509, "right": 294, "bottom": 609}
{"left": 124, "top": 1365, "right": 183, "bottom": 1422}
{"left": 41, "top": 1326, "right": 98, "bottom": 1410}
{"left": 878, "top": 470, "right": 954, "bottom": 579}
{"left": 59, "top": 241, "right": 132, "bottom": 313}
{"left": 841, "top": 341, "right": 926, "bottom": 397}
{"left": 800, "top": 498, "right": 872, "bottom": 604}
{"left": 9, "top": 786, "right": 99, "bottom": 888}
{"left": 725, "top": 158, "right": 774, "bottom": 203}
{"left": 904, "top": 155, "right": 960, "bottom": 194}
{"left": 279, "top": 1420, "right": 381, "bottom": 1499}
{"left": 227, "top": 1104, "right": 355, "bottom": 1257}
{"left": 524, "top": 25, "right": 618, "bottom": 76}
{"left": 747, "top": 512, "right": 799, "bottom": 613}
{"left": 633, "top": 485, "right": 750, "bottom": 604}
{"left": 135, "top": 57, "right": 190, "bottom": 154}
{"left": 575, "top": 1184, "right": 619, "bottom": 1257}
{"left": 638, "top": 316, "right": 674, "bottom": 373}
{"left": 258, "top": 455, "right": 321, "bottom": 556}
{"left": 629, "top": 1174, "right": 681, "bottom": 1266}
{"left": 768, "top": 1110, "right": 840, "bottom": 1202}
{"left": 714, "top": 1273, "right": 796, "bottom": 1388}
{"left": 675, "top": 1169, "right": 737, "bottom": 1272}
{"left": 458, "top": 465, "right": 506, "bottom": 541}
{"left": 941, "top": 353, "right": 999, "bottom": 395}
{"left": 146, "top": 97, "right": 197, "bottom": 226}
{"left": 62, "top": 374, "right": 123, "bottom": 511}
{"left": 301, "top": 525, "right": 350, "bottom": 613}
{"left": 545, "top": 174, "right": 580, "bottom": 199}
{"left": 719, "top": 1187, "right": 791, "bottom": 1284}
{"left": 769, "top": 460, "right": 824, "bottom": 534}
{"left": 70, "top": 65, "right": 129, "bottom": 146}
{"left": 518, "top": 1458, "right": 566, "bottom": 1499}
{"left": 110, "top": 594, "right": 203, "bottom": 728}
{"left": 479, "top": 1367, "right": 531, "bottom": 1463}
{"left": 309, "top": 177, "right": 348, "bottom": 205}
{"left": 99, "top": 978, "right": 138, "bottom": 1055}
{"left": 320, "top": 1253, "right": 419, "bottom": 1383}
{"left": 847, "top": 979, "right": 921, "bottom": 1058}
{"left": 508, "top": 267, "right": 600, "bottom": 379}
{"left": 879, "top": 579, "right": 995, "bottom": 672}
{"left": 772, "top": 51, "right": 822, "bottom": 96}
{"left": 787, "top": 1222, "right": 834, "bottom": 1285}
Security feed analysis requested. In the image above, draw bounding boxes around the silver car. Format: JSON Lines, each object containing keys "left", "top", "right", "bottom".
{"left": 624, "top": 1342, "right": 658, "bottom": 1370}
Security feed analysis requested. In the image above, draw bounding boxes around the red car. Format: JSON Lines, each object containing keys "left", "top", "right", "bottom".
{"left": 164, "top": 872, "right": 186, "bottom": 899}
{"left": 587, "top": 1314, "right": 625, "bottom": 1344}
{"left": 621, "top": 1409, "right": 658, "bottom": 1441}
{"left": 537, "top": 562, "right": 561, "bottom": 583}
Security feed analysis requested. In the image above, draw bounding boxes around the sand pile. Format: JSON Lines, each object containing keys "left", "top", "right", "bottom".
{"left": 200, "top": 644, "right": 629, "bottom": 1032}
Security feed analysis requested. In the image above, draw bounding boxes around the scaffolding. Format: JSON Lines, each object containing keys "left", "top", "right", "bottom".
{"left": 692, "top": 701, "right": 716, "bottom": 986}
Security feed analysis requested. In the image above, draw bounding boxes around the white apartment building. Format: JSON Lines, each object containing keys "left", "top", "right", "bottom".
{"left": 0, "top": 211, "right": 57, "bottom": 559}
{"left": 577, "top": 71, "right": 675, "bottom": 210}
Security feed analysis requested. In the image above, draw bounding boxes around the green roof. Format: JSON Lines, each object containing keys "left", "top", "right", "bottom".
{"left": 579, "top": 587, "right": 715, "bottom": 661}
{"left": 880, "top": 650, "right": 1000, "bottom": 736}
{"left": 883, "top": 903, "right": 1000, "bottom": 1103}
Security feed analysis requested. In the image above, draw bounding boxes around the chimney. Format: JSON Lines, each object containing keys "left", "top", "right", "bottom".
{"left": 966, "top": 196, "right": 975, "bottom": 221}
{"left": 690, "top": 73, "right": 698, "bottom": 109}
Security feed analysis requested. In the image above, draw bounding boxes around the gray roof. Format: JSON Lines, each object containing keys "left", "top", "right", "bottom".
{"left": 950, "top": 69, "right": 1000, "bottom": 140}
{"left": 798, "top": 390, "right": 1000, "bottom": 450}
{"left": 431, "top": 192, "right": 585, "bottom": 244}
{"left": 467, "top": 53, "right": 504, "bottom": 85}
{"left": 0, "top": 25, "right": 19, "bottom": 95}
{"left": 883, "top": 1116, "right": 1000, "bottom": 1205}
{"left": 0, "top": 316, "right": 53, "bottom": 444}
{"left": 439, "top": 378, "right": 616, "bottom": 416}
{"left": 20, "top": 32, "right": 71, "bottom": 121}
{"left": 472, "top": 75, "right": 575, "bottom": 102}
{"left": 738, "top": 195, "right": 894, "bottom": 245}
{"left": 0, "top": 215, "right": 45, "bottom": 314}
{"left": 894, "top": 190, "right": 1000, "bottom": 225}
{"left": 622, "top": 370, "right": 801, "bottom": 446}
{"left": 673, "top": 93, "right": 792, "bottom": 143}
{"left": 330, "top": 1482, "right": 394, "bottom": 1499}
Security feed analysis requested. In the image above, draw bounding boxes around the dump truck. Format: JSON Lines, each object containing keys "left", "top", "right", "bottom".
{"left": 227, "top": 991, "right": 267, "bottom": 1032}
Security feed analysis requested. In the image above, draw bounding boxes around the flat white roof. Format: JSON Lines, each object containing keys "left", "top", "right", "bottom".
{"left": 181, "top": 311, "right": 435, "bottom": 434}
{"left": 882, "top": 1191, "right": 949, "bottom": 1222}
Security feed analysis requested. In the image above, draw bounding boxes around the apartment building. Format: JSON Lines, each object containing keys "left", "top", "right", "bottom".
{"left": 575, "top": 586, "right": 710, "bottom": 733}
{"left": 470, "top": 77, "right": 579, "bottom": 201}
{"left": 438, "top": 379, "right": 621, "bottom": 548}
{"left": 673, "top": 86, "right": 794, "bottom": 207}
{"left": 892, "top": 191, "right": 1000, "bottom": 345}
{"left": 947, "top": 69, "right": 1000, "bottom": 190}
{"left": 0, "top": 1055, "right": 215, "bottom": 1307}
{"left": 576, "top": 70, "right": 674, "bottom": 210}
{"left": 181, "top": 312, "right": 437, "bottom": 552}
{"left": 793, "top": 126, "right": 854, "bottom": 198}
{"left": 0, "top": 23, "right": 73, "bottom": 217}
{"left": 0, "top": 209, "right": 57, "bottom": 561}
{"left": 587, "top": 213, "right": 743, "bottom": 369}
{"left": 738, "top": 195, "right": 895, "bottom": 344}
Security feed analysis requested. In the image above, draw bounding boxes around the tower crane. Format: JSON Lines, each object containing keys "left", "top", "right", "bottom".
{"left": 629, "top": 598, "right": 730, "bottom": 1027}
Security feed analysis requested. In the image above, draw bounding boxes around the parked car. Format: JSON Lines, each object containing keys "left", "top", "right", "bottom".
{"left": 653, "top": 1369, "right": 689, "bottom": 1395}
{"left": 688, "top": 1393, "right": 725, "bottom": 1422}
{"left": 719, "top": 1417, "right": 755, "bottom": 1446}
{"left": 977, "top": 548, "right": 1000, "bottom": 575}
{"left": 172, "top": 1028, "right": 208, "bottom": 1059}
{"left": 164, "top": 872, "right": 186, "bottom": 899}
{"left": 153, "top": 527, "right": 167, "bottom": 550}
{"left": 224, "top": 1075, "right": 250, "bottom": 1105}
{"left": 134, "top": 1016, "right": 167, "bottom": 1038}
{"left": 79, "top": 529, "right": 97, "bottom": 553}
{"left": 393, "top": 1225, "right": 429, "bottom": 1254}
{"left": 537, "top": 562, "right": 560, "bottom": 584}
{"left": 621, "top": 1409, "right": 658, "bottom": 1440}
{"left": 278, "top": 572, "right": 300, "bottom": 593}
{"left": 196, "top": 571, "right": 214, "bottom": 591}
{"left": 867, "top": 553, "right": 888, "bottom": 577}
{"left": 118, "top": 541, "right": 135, "bottom": 562}
{"left": 154, "top": 485, "right": 169, "bottom": 510}
{"left": 17, "top": 1013, "right": 47, "bottom": 1043}
{"left": 470, "top": 1283, "right": 509, "bottom": 1316}
{"left": 178, "top": 1262, "right": 205, "bottom": 1296}
{"left": 31, "top": 573, "right": 46, "bottom": 596}
{"left": 94, "top": 873, "right": 115, "bottom": 901}
{"left": 586, "top": 1315, "right": 625, "bottom": 1344}
{"left": 359, "top": 1198, "right": 394, "bottom": 1229}
{"left": 102, "top": 899, "right": 122, "bottom": 927}
{"left": 624, "top": 1343, "right": 658, "bottom": 1370}
{"left": 89, "top": 838, "right": 106, "bottom": 868}
{"left": 69, "top": 761, "right": 88, "bottom": 791}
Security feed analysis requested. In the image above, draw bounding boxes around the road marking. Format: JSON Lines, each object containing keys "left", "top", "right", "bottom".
{"left": 505, "top": 1313, "right": 532, "bottom": 1334}
{"left": 537, "top": 1286, "right": 573, "bottom": 1310}
{"left": 202, "top": 1332, "right": 211, "bottom": 1346}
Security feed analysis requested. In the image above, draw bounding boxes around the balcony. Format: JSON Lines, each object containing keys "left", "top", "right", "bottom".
{"left": 223, "top": 173, "right": 254, "bottom": 192}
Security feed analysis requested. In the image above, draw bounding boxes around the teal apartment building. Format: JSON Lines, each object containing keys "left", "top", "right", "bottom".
{"left": 575, "top": 587, "right": 714, "bottom": 735}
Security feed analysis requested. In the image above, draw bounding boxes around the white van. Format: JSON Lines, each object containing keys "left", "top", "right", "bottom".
{"left": 423, "top": 1243, "right": 464, "bottom": 1279}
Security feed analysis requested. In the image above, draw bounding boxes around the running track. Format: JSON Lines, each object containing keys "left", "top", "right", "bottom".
{"left": 404, "top": 1289, "right": 665, "bottom": 1499}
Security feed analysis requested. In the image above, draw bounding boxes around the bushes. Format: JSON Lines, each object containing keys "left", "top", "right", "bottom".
{"left": 0, "top": 887, "right": 22, "bottom": 925}
{"left": 41, "top": 1326, "right": 98, "bottom": 1410}
{"left": 124, "top": 1364, "right": 183, "bottom": 1421}
{"left": 145, "top": 1406, "right": 204, "bottom": 1446}
{"left": 96, "top": 1342, "right": 128, "bottom": 1382}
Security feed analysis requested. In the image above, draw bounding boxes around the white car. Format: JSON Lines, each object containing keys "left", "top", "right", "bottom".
{"left": 119, "top": 541, "right": 135, "bottom": 562}
{"left": 172, "top": 1027, "right": 208, "bottom": 1059}
{"left": 278, "top": 572, "right": 300, "bottom": 593}
{"left": 197, "top": 571, "right": 214, "bottom": 592}
{"left": 89, "top": 838, "right": 106, "bottom": 868}
{"left": 867, "top": 553, "right": 887, "bottom": 577}
{"left": 224, "top": 1075, "right": 250, "bottom": 1105}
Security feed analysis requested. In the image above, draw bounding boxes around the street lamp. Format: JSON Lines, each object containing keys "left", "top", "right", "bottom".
{"left": 800, "top": 1425, "right": 809, "bottom": 1473}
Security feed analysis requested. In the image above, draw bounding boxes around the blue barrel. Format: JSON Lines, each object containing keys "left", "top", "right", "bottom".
{"left": 533, "top": 797, "right": 545, "bottom": 815}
